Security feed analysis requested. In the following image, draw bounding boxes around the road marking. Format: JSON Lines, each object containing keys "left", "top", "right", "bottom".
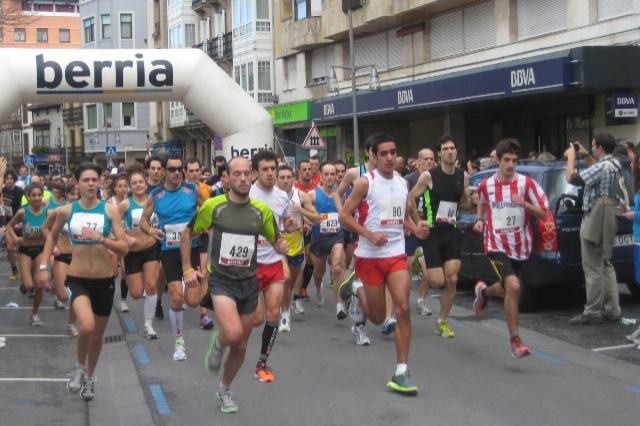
{"left": 149, "top": 384, "right": 171, "bottom": 415}
{"left": 0, "top": 378, "right": 68, "bottom": 383}
{"left": 626, "top": 385, "right": 640, "bottom": 396}
{"left": 0, "top": 334, "right": 69, "bottom": 338}
{"left": 134, "top": 344, "right": 150, "bottom": 365}
{"left": 0, "top": 307, "right": 57, "bottom": 310}
{"left": 123, "top": 318, "right": 137, "bottom": 333}
{"left": 532, "top": 350, "right": 567, "bottom": 365}
{"left": 592, "top": 344, "right": 637, "bottom": 352}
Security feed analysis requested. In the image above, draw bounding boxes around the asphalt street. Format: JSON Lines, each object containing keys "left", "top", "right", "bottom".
{"left": 1, "top": 254, "right": 640, "bottom": 426}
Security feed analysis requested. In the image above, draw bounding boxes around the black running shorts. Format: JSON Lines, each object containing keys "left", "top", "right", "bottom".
{"left": 209, "top": 275, "right": 259, "bottom": 316}
{"left": 125, "top": 244, "right": 160, "bottom": 275}
{"left": 421, "top": 227, "right": 461, "bottom": 268}
{"left": 65, "top": 275, "right": 115, "bottom": 317}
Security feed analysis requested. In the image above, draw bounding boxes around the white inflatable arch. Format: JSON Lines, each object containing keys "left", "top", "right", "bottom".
{"left": 0, "top": 49, "right": 273, "bottom": 160}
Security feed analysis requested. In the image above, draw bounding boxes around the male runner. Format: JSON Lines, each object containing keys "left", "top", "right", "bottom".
{"left": 407, "top": 136, "right": 471, "bottom": 338}
{"left": 182, "top": 157, "right": 287, "bottom": 413}
{"left": 338, "top": 133, "right": 428, "bottom": 394}
{"left": 2, "top": 170, "right": 24, "bottom": 280}
{"left": 140, "top": 155, "right": 205, "bottom": 361}
{"left": 294, "top": 160, "right": 318, "bottom": 301}
{"left": 472, "top": 138, "right": 549, "bottom": 358}
{"left": 145, "top": 155, "right": 165, "bottom": 320}
{"left": 309, "top": 154, "right": 321, "bottom": 186}
{"left": 276, "top": 164, "right": 320, "bottom": 329}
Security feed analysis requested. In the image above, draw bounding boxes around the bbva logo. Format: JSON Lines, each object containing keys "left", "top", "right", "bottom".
{"left": 510, "top": 67, "right": 536, "bottom": 89}
{"left": 617, "top": 96, "right": 637, "bottom": 106}
{"left": 36, "top": 53, "right": 173, "bottom": 89}
{"left": 397, "top": 89, "right": 414, "bottom": 105}
{"left": 323, "top": 103, "right": 335, "bottom": 117}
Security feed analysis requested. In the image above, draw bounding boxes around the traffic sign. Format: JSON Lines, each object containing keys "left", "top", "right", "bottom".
{"left": 23, "top": 155, "right": 34, "bottom": 168}
{"left": 105, "top": 145, "right": 117, "bottom": 158}
{"left": 302, "top": 123, "right": 327, "bottom": 150}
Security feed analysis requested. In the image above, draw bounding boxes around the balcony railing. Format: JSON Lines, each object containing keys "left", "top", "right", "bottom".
{"left": 196, "top": 32, "right": 232, "bottom": 61}
{"left": 63, "top": 106, "right": 83, "bottom": 124}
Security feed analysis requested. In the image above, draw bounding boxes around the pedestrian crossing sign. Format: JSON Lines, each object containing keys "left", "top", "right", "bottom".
{"left": 302, "top": 123, "right": 327, "bottom": 150}
{"left": 105, "top": 145, "right": 117, "bottom": 158}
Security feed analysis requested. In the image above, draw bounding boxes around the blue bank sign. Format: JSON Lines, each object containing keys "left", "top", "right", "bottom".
{"left": 612, "top": 93, "right": 638, "bottom": 118}
{"left": 313, "top": 57, "right": 569, "bottom": 122}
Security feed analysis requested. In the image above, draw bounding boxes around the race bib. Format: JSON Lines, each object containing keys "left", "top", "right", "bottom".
{"left": 130, "top": 208, "right": 143, "bottom": 230}
{"left": 320, "top": 213, "right": 340, "bottom": 234}
{"left": 164, "top": 222, "right": 187, "bottom": 248}
{"left": 219, "top": 233, "right": 254, "bottom": 267}
{"left": 380, "top": 197, "right": 404, "bottom": 226}
{"left": 3, "top": 206, "right": 13, "bottom": 217}
{"left": 492, "top": 206, "right": 523, "bottom": 234}
{"left": 24, "top": 223, "right": 43, "bottom": 238}
{"left": 436, "top": 201, "right": 458, "bottom": 224}
{"left": 258, "top": 236, "right": 269, "bottom": 246}
{"left": 69, "top": 212, "right": 105, "bottom": 242}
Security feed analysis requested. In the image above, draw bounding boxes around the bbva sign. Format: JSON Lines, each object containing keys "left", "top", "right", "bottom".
{"left": 0, "top": 49, "right": 272, "bottom": 159}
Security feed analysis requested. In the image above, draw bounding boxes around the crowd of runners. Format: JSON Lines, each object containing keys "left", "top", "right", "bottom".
{"left": 0, "top": 133, "right": 550, "bottom": 412}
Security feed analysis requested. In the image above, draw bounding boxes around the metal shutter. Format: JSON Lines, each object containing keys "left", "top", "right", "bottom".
{"left": 431, "top": 10, "right": 463, "bottom": 59}
{"left": 517, "top": 0, "right": 566, "bottom": 39}
{"left": 464, "top": 0, "right": 495, "bottom": 52}
{"left": 388, "top": 29, "right": 403, "bottom": 68}
{"left": 598, "top": 0, "right": 634, "bottom": 20}
{"left": 355, "top": 32, "right": 388, "bottom": 72}
{"left": 285, "top": 55, "right": 297, "bottom": 89}
{"left": 311, "top": 47, "right": 327, "bottom": 81}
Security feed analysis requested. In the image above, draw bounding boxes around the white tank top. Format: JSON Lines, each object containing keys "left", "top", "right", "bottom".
{"left": 354, "top": 170, "right": 408, "bottom": 258}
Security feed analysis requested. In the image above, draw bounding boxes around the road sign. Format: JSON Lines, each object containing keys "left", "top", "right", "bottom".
{"left": 23, "top": 155, "right": 34, "bottom": 168}
{"left": 301, "top": 123, "right": 327, "bottom": 150}
{"left": 105, "top": 145, "right": 117, "bottom": 158}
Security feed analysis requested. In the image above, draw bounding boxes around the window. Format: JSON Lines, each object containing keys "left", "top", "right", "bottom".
{"left": 235, "top": 62, "right": 254, "bottom": 97}
{"left": 103, "top": 103, "right": 113, "bottom": 127}
{"left": 86, "top": 104, "right": 97, "bottom": 130}
{"left": 185, "top": 24, "right": 195, "bottom": 47}
{"left": 295, "top": 0, "right": 321, "bottom": 21}
{"left": 101, "top": 15, "right": 111, "bottom": 39}
{"left": 37, "top": 28, "right": 48, "bottom": 43}
{"left": 83, "top": 17, "right": 95, "bottom": 43}
{"left": 122, "top": 103, "right": 135, "bottom": 127}
{"left": 311, "top": 47, "right": 329, "bottom": 84}
{"left": 59, "top": 29, "right": 70, "bottom": 43}
{"left": 354, "top": 30, "right": 402, "bottom": 73}
{"left": 169, "top": 25, "right": 182, "bottom": 48}
{"left": 34, "top": 127, "right": 50, "bottom": 147}
{"left": 257, "top": 61, "right": 272, "bottom": 104}
{"left": 285, "top": 55, "right": 297, "bottom": 90}
{"left": 431, "top": 1, "right": 495, "bottom": 59}
{"left": 598, "top": 0, "right": 634, "bottom": 20}
{"left": 232, "top": 0, "right": 253, "bottom": 36}
{"left": 256, "top": 0, "right": 270, "bottom": 31}
{"left": 14, "top": 28, "right": 26, "bottom": 42}
{"left": 120, "top": 14, "right": 133, "bottom": 40}
{"left": 517, "top": 0, "right": 566, "bottom": 39}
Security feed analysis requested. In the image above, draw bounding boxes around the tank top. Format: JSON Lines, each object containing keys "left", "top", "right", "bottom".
{"left": 422, "top": 166, "right": 464, "bottom": 228}
{"left": 312, "top": 187, "right": 340, "bottom": 236}
{"left": 354, "top": 170, "right": 407, "bottom": 258}
{"left": 22, "top": 206, "right": 47, "bottom": 239}
{"left": 67, "top": 200, "right": 112, "bottom": 245}
{"left": 150, "top": 182, "right": 199, "bottom": 251}
{"left": 49, "top": 197, "right": 66, "bottom": 210}
{"left": 125, "top": 196, "right": 145, "bottom": 231}
{"left": 282, "top": 189, "right": 304, "bottom": 257}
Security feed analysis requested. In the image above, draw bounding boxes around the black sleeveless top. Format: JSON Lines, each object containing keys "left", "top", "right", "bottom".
{"left": 422, "top": 166, "right": 464, "bottom": 228}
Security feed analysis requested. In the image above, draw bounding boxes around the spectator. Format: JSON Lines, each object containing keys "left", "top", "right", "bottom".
{"left": 626, "top": 142, "right": 636, "bottom": 164}
{"left": 489, "top": 149, "right": 498, "bottom": 165}
{"left": 466, "top": 158, "right": 480, "bottom": 175}
{"left": 622, "top": 144, "right": 640, "bottom": 348}
{"left": 395, "top": 155, "right": 408, "bottom": 176}
{"left": 537, "top": 152, "right": 557, "bottom": 161}
{"left": 565, "top": 134, "right": 622, "bottom": 325}
{"left": 528, "top": 151, "right": 539, "bottom": 160}
{"left": 479, "top": 157, "right": 494, "bottom": 171}
{"left": 16, "top": 164, "right": 30, "bottom": 189}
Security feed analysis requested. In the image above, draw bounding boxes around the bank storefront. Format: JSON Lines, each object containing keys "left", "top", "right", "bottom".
{"left": 312, "top": 46, "right": 640, "bottom": 162}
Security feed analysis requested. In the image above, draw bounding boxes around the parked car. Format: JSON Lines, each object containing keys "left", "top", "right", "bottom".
{"left": 457, "top": 160, "right": 638, "bottom": 311}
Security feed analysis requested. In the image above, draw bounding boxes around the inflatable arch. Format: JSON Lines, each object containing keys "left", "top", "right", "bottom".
{"left": 0, "top": 49, "right": 273, "bottom": 160}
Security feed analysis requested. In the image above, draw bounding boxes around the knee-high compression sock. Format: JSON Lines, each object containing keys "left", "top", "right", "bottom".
{"left": 120, "top": 278, "right": 128, "bottom": 300}
{"left": 301, "top": 263, "right": 314, "bottom": 291}
{"left": 169, "top": 309, "right": 184, "bottom": 341}
{"left": 144, "top": 294, "right": 157, "bottom": 327}
{"left": 259, "top": 322, "right": 279, "bottom": 363}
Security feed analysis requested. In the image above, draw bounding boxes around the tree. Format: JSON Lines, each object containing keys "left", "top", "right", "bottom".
{"left": 0, "top": 1, "right": 36, "bottom": 34}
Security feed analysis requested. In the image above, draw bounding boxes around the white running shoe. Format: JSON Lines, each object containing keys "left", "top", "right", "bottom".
{"left": 66, "top": 323, "right": 79, "bottom": 337}
{"left": 119, "top": 301, "right": 130, "bottom": 313}
{"left": 349, "top": 296, "right": 363, "bottom": 323}
{"left": 626, "top": 326, "right": 640, "bottom": 342}
{"left": 414, "top": 299, "right": 433, "bottom": 316}
{"left": 351, "top": 324, "right": 371, "bottom": 346}
{"left": 53, "top": 297, "right": 66, "bottom": 310}
{"left": 173, "top": 343, "right": 187, "bottom": 361}
{"left": 144, "top": 324, "right": 159, "bottom": 340}
{"left": 293, "top": 299, "right": 304, "bottom": 315}
{"left": 279, "top": 313, "right": 291, "bottom": 333}
{"left": 30, "top": 314, "right": 44, "bottom": 327}
{"left": 67, "top": 363, "right": 85, "bottom": 393}
{"left": 315, "top": 286, "right": 324, "bottom": 306}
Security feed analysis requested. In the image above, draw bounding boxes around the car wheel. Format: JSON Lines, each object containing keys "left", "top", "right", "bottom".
{"left": 518, "top": 273, "right": 539, "bottom": 313}
{"left": 625, "top": 282, "right": 640, "bottom": 299}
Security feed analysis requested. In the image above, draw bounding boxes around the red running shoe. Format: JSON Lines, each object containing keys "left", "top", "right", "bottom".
{"left": 510, "top": 336, "right": 531, "bottom": 359}
{"left": 473, "top": 281, "right": 488, "bottom": 317}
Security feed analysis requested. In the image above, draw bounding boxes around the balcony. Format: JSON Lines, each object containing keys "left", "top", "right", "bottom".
{"left": 192, "top": 0, "right": 219, "bottom": 11}
{"left": 278, "top": 16, "right": 330, "bottom": 56}
{"left": 196, "top": 32, "right": 232, "bottom": 62}
{"left": 63, "top": 106, "right": 83, "bottom": 124}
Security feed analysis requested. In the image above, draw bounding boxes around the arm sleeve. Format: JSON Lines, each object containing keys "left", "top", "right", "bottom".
{"left": 191, "top": 199, "right": 215, "bottom": 234}
{"left": 579, "top": 162, "right": 606, "bottom": 188}
{"left": 256, "top": 201, "right": 279, "bottom": 244}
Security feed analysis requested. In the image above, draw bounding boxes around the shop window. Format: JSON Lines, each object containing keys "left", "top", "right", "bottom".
{"left": 597, "top": 0, "right": 634, "bottom": 21}
{"left": 517, "top": 0, "right": 566, "bottom": 40}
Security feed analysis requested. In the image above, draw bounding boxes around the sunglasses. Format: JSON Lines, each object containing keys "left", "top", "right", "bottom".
{"left": 166, "top": 167, "right": 182, "bottom": 173}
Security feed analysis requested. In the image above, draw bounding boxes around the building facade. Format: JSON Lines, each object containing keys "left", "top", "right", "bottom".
{"left": 273, "top": 0, "right": 640, "bottom": 163}
{"left": 79, "top": 0, "right": 149, "bottom": 165}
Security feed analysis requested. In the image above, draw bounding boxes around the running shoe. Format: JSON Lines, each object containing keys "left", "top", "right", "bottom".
{"left": 30, "top": 314, "right": 44, "bottom": 327}
{"left": 337, "top": 304, "right": 347, "bottom": 320}
{"left": 80, "top": 376, "right": 96, "bottom": 401}
{"left": 173, "top": 342, "right": 187, "bottom": 361}
{"left": 414, "top": 299, "right": 433, "bottom": 316}
{"left": 119, "top": 301, "right": 130, "bottom": 313}
{"left": 386, "top": 370, "right": 418, "bottom": 396}
{"left": 626, "top": 326, "right": 640, "bottom": 342}
{"left": 299, "top": 288, "right": 309, "bottom": 301}
{"left": 144, "top": 324, "right": 159, "bottom": 340}
{"left": 254, "top": 361, "right": 275, "bottom": 382}
{"left": 9, "top": 271, "right": 19, "bottom": 281}
{"left": 351, "top": 324, "right": 371, "bottom": 346}
{"left": 380, "top": 317, "right": 397, "bottom": 336}
{"left": 293, "top": 299, "right": 305, "bottom": 315}
{"left": 473, "top": 281, "right": 488, "bottom": 317}
{"left": 436, "top": 320, "right": 455, "bottom": 338}
{"left": 53, "top": 297, "right": 66, "bottom": 310}
{"left": 315, "top": 285, "right": 324, "bottom": 306}
{"left": 338, "top": 271, "right": 356, "bottom": 304}
{"left": 200, "top": 315, "right": 214, "bottom": 330}
{"left": 67, "top": 324, "right": 79, "bottom": 337}
{"left": 349, "top": 295, "right": 364, "bottom": 323}
{"left": 67, "top": 363, "right": 85, "bottom": 393}
{"left": 155, "top": 302, "right": 164, "bottom": 320}
{"left": 18, "top": 283, "right": 27, "bottom": 295}
{"left": 205, "top": 329, "right": 226, "bottom": 373}
{"left": 216, "top": 389, "right": 239, "bottom": 413}
{"left": 510, "top": 336, "right": 531, "bottom": 358}
{"left": 181, "top": 303, "right": 188, "bottom": 311}
{"left": 279, "top": 311, "right": 291, "bottom": 333}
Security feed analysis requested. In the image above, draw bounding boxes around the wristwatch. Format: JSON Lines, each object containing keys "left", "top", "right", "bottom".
{"left": 38, "top": 264, "right": 49, "bottom": 272}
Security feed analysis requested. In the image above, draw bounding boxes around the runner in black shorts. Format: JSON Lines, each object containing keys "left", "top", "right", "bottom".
{"left": 181, "top": 157, "right": 287, "bottom": 414}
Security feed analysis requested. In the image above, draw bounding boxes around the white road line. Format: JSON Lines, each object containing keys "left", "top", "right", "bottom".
{"left": 0, "top": 307, "right": 58, "bottom": 310}
{"left": 0, "top": 334, "right": 69, "bottom": 338}
{"left": 0, "top": 378, "right": 68, "bottom": 383}
{"left": 592, "top": 343, "right": 637, "bottom": 352}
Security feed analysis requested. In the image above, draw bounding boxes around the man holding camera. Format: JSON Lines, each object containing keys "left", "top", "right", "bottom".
{"left": 565, "top": 133, "right": 622, "bottom": 325}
